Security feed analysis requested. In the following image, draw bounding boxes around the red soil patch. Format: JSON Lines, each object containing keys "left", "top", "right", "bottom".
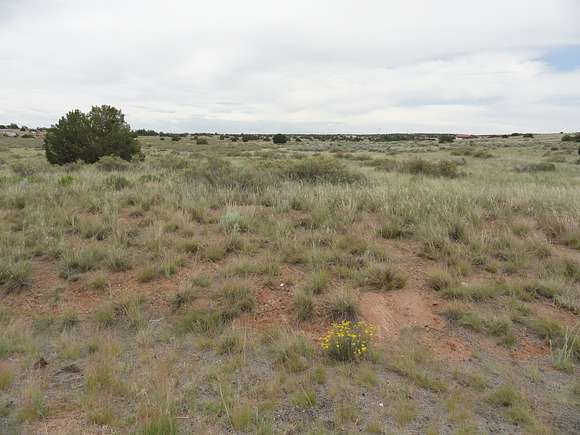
{"left": 2, "top": 256, "right": 218, "bottom": 318}
{"left": 430, "top": 336, "right": 474, "bottom": 362}
{"left": 359, "top": 238, "right": 446, "bottom": 339}
{"left": 510, "top": 337, "right": 548, "bottom": 361}
{"left": 360, "top": 288, "right": 444, "bottom": 341}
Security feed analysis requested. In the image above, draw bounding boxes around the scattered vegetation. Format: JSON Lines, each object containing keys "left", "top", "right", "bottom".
{"left": 0, "top": 131, "right": 577, "bottom": 433}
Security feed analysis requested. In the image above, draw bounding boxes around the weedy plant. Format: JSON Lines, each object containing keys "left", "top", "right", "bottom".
{"left": 321, "top": 320, "right": 375, "bottom": 361}
{"left": 551, "top": 326, "right": 578, "bottom": 372}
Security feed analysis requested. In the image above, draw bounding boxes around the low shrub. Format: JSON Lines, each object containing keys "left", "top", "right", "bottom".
{"left": 321, "top": 320, "right": 375, "bottom": 361}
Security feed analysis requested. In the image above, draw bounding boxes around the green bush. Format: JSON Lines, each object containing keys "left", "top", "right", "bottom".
{"left": 272, "top": 134, "right": 288, "bottom": 144}
{"left": 44, "top": 105, "right": 141, "bottom": 165}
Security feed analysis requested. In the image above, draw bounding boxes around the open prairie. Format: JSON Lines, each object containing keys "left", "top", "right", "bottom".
{"left": 0, "top": 133, "right": 579, "bottom": 434}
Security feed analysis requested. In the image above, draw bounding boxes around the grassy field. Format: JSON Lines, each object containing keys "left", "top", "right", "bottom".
{"left": 0, "top": 133, "right": 579, "bottom": 434}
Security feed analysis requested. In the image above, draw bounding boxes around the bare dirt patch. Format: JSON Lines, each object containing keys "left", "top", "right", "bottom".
{"left": 360, "top": 288, "right": 444, "bottom": 341}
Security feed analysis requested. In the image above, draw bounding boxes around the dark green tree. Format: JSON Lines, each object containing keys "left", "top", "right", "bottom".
{"left": 272, "top": 133, "right": 288, "bottom": 144}
{"left": 44, "top": 105, "right": 141, "bottom": 164}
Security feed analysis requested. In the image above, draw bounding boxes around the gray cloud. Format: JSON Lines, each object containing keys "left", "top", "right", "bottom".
{"left": 1, "top": 0, "right": 580, "bottom": 133}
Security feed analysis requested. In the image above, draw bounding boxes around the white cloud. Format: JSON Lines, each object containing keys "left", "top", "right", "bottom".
{"left": 1, "top": 0, "right": 580, "bottom": 133}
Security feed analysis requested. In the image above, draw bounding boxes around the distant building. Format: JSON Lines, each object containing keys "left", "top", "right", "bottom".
{"left": 456, "top": 134, "right": 476, "bottom": 140}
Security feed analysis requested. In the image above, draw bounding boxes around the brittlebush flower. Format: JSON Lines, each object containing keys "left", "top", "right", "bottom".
{"left": 320, "top": 321, "right": 375, "bottom": 361}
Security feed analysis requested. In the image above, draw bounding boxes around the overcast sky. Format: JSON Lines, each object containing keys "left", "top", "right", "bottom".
{"left": 1, "top": 0, "right": 580, "bottom": 134}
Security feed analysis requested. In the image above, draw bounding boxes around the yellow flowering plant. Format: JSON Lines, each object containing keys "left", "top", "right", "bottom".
{"left": 321, "top": 320, "right": 375, "bottom": 361}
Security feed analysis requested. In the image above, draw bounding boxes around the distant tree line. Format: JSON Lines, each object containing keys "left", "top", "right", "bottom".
{"left": 133, "top": 129, "right": 159, "bottom": 136}
{"left": 0, "top": 123, "right": 20, "bottom": 129}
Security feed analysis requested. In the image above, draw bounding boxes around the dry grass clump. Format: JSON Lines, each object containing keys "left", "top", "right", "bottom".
{"left": 325, "top": 289, "right": 359, "bottom": 321}
{"left": 293, "top": 289, "right": 314, "bottom": 321}
{"left": 399, "top": 158, "right": 460, "bottom": 178}
{"left": 0, "top": 259, "right": 31, "bottom": 293}
{"left": 369, "top": 157, "right": 459, "bottom": 177}
{"left": 273, "top": 156, "right": 367, "bottom": 184}
{"left": 364, "top": 265, "right": 407, "bottom": 291}
{"left": 426, "top": 268, "right": 455, "bottom": 291}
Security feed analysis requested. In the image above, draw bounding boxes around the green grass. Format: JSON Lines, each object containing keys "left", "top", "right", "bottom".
{"left": 301, "top": 270, "right": 330, "bottom": 294}
{"left": 178, "top": 309, "right": 225, "bottom": 335}
{"left": 16, "top": 383, "right": 47, "bottom": 422}
{"left": 137, "top": 414, "right": 177, "bottom": 435}
{"left": 217, "top": 282, "right": 256, "bottom": 319}
{"left": 0, "top": 366, "right": 13, "bottom": 390}
{"left": 442, "top": 282, "right": 504, "bottom": 301}
{"left": 293, "top": 289, "right": 314, "bottom": 321}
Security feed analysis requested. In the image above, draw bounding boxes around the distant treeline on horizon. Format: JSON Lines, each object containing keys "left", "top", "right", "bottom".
{"left": 1, "top": 124, "right": 576, "bottom": 141}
